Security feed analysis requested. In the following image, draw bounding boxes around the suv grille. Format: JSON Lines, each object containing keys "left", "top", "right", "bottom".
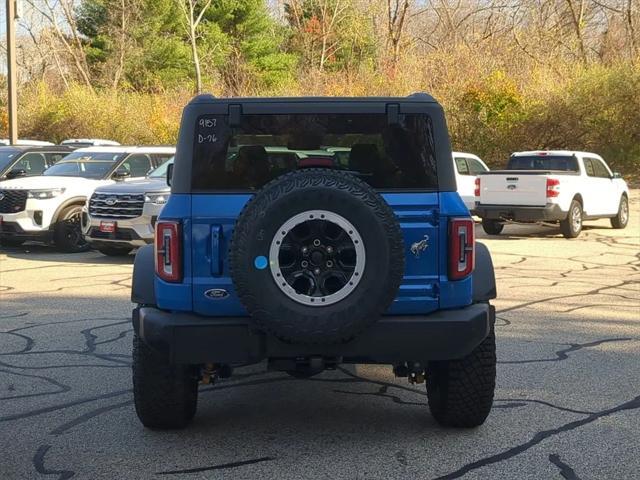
{"left": 89, "top": 193, "right": 145, "bottom": 219}
{"left": 0, "top": 190, "right": 28, "bottom": 213}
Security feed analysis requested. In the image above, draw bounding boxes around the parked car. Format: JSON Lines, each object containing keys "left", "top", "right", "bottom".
{"left": 453, "top": 152, "right": 489, "bottom": 211}
{"left": 0, "top": 146, "right": 175, "bottom": 251}
{"left": 83, "top": 159, "right": 172, "bottom": 256}
{"left": 130, "top": 93, "right": 497, "bottom": 430}
{"left": 474, "top": 150, "right": 629, "bottom": 238}
{"left": 60, "top": 138, "right": 121, "bottom": 148}
{"left": 0, "top": 139, "right": 54, "bottom": 146}
{"left": 0, "top": 145, "right": 74, "bottom": 180}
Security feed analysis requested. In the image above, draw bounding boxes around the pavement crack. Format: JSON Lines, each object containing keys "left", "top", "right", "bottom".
{"left": 33, "top": 445, "right": 75, "bottom": 480}
{"left": 0, "top": 369, "right": 71, "bottom": 400}
{"left": 494, "top": 398, "right": 596, "bottom": 415}
{"left": 332, "top": 386, "right": 427, "bottom": 407}
{"left": 50, "top": 400, "right": 133, "bottom": 435}
{"left": 434, "top": 394, "right": 640, "bottom": 480}
{"left": 549, "top": 453, "right": 582, "bottom": 480}
{"left": 0, "top": 388, "right": 132, "bottom": 422}
{"left": 0, "top": 311, "right": 29, "bottom": 319}
{"left": 499, "top": 338, "right": 631, "bottom": 364}
{"left": 156, "top": 456, "right": 275, "bottom": 475}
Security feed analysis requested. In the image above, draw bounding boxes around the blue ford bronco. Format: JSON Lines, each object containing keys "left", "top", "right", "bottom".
{"left": 131, "top": 93, "right": 497, "bottom": 430}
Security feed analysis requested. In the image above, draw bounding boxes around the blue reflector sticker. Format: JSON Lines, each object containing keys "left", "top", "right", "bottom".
{"left": 254, "top": 255, "right": 268, "bottom": 270}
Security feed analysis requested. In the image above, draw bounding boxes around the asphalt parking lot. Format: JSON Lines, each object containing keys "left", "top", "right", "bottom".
{"left": 1, "top": 191, "right": 639, "bottom": 480}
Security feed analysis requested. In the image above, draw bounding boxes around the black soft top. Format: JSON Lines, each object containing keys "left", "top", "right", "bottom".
{"left": 172, "top": 93, "right": 455, "bottom": 193}
{"left": 187, "top": 93, "right": 437, "bottom": 105}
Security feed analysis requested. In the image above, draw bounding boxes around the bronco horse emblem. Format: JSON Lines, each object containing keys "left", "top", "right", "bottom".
{"left": 410, "top": 235, "right": 429, "bottom": 258}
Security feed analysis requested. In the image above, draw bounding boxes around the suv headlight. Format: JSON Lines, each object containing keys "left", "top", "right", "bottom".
{"left": 28, "top": 188, "right": 66, "bottom": 199}
{"left": 144, "top": 192, "right": 169, "bottom": 205}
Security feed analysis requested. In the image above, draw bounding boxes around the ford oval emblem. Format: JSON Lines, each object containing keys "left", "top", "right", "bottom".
{"left": 204, "top": 288, "right": 229, "bottom": 300}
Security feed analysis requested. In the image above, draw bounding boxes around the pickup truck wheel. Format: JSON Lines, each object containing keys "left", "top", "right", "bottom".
{"left": 98, "top": 247, "right": 133, "bottom": 257}
{"left": 560, "top": 200, "right": 583, "bottom": 238}
{"left": 426, "top": 319, "right": 496, "bottom": 428}
{"left": 610, "top": 195, "right": 629, "bottom": 229}
{"left": 230, "top": 169, "right": 404, "bottom": 344}
{"left": 54, "top": 205, "right": 90, "bottom": 252}
{"left": 132, "top": 334, "right": 198, "bottom": 429}
{"left": 481, "top": 219, "right": 504, "bottom": 235}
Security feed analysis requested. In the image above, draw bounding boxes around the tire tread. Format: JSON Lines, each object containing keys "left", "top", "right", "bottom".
{"left": 132, "top": 334, "right": 198, "bottom": 429}
{"left": 426, "top": 325, "right": 496, "bottom": 428}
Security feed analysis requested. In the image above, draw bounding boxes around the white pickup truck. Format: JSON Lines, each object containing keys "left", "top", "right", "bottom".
{"left": 473, "top": 150, "right": 629, "bottom": 238}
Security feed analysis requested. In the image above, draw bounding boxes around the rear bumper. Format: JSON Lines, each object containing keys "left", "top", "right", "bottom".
{"left": 473, "top": 203, "right": 567, "bottom": 222}
{"left": 133, "top": 303, "right": 494, "bottom": 364}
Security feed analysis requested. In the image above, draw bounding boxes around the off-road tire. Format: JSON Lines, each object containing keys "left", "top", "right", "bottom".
{"left": 132, "top": 334, "right": 198, "bottom": 429}
{"left": 0, "top": 238, "right": 25, "bottom": 247}
{"left": 610, "top": 195, "right": 629, "bottom": 229}
{"left": 230, "top": 168, "right": 404, "bottom": 344}
{"left": 54, "top": 205, "right": 90, "bottom": 252}
{"left": 426, "top": 318, "right": 496, "bottom": 428}
{"left": 481, "top": 219, "right": 504, "bottom": 235}
{"left": 98, "top": 246, "right": 133, "bottom": 257}
{"left": 560, "top": 199, "right": 583, "bottom": 238}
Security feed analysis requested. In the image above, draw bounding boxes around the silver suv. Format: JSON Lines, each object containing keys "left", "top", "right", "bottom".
{"left": 83, "top": 160, "right": 172, "bottom": 256}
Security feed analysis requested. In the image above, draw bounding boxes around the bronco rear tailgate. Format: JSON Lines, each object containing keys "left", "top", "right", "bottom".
{"left": 478, "top": 171, "right": 549, "bottom": 206}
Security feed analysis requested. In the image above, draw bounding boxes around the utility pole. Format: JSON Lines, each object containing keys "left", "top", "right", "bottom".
{"left": 6, "top": 0, "right": 18, "bottom": 144}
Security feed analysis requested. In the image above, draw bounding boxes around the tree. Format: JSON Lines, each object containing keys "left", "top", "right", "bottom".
{"left": 386, "top": 0, "right": 410, "bottom": 72}
{"left": 176, "top": 0, "right": 214, "bottom": 94}
{"left": 205, "top": 0, "right": 297, "bottom": 94}
{"left": 76, "top": 0, "right": 193, "bottom": 91}
{"left": 284, "top": 0, "right": 375, "bottom": 71}
{"left": 24, "top": 0, "right": 95, "bottom": 89}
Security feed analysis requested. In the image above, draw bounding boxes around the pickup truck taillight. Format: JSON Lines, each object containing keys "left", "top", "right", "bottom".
{"left": 546, "top": 178, "right": 560, "bottom": 198}
{"left": 474, "top": 177, "right": 480, "bottom": 197}
{"left": 155, "top": 221, "right": 182, "bottom": 282}
{"left": 449, "top": 218, "right": 475, "bottom": 280}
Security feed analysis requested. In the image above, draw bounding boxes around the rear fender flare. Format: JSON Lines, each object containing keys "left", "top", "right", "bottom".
{"left": 473, "top": 242, "right": 497, "bottom": 302}
{"left": 131, "top": 245, "right": 156, "bottom": 306}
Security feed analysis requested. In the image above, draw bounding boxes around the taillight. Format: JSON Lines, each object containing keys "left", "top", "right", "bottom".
{"left": 155, "top": 221, "right": 182, "bottom": 282}
{"left": 474, "top": 177, "right": 480, "bottom": 197}
{"left": 449, "top": 218, "right": 475, "bottom": 280}
{"left": 546, "top": 178, "right": 560, "bottom": 198}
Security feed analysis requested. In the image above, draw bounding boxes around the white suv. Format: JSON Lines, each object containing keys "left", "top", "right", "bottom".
{"left": 0, "top": 146, "right": 175, "bottom": 251}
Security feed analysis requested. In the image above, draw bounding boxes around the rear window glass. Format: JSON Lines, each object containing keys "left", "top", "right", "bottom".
{"left": 507, "top": 155, "right": 578, "bottom": 171}
{"left": 192, "top": 113, "right": 438, "bottom": 191}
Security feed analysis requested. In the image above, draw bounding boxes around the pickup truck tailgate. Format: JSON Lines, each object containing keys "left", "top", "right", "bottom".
{"left": 479, "top": 173, "right": 548, "bottom": 206}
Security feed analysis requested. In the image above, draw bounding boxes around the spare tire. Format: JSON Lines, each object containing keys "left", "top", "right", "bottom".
{"left": 229, "top": 169, "right": 404, "bottom": 344}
